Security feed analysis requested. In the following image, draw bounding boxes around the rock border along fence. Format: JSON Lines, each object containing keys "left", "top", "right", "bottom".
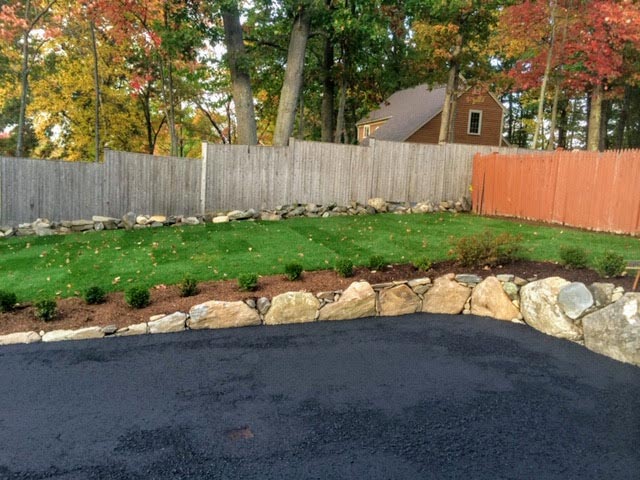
{"left": 0, "top": 140, "right": 525, "bottom": 226}
{"left": 1, "top": 272, "right": 637, "bottom": 367}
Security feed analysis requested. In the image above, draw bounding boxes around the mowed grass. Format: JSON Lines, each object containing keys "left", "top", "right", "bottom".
{"left": 0, "top": 212, "right": 638, "bottom": 302}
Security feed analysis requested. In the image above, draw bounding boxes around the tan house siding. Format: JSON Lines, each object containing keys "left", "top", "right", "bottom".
{"left": 451, "top": 89, "right": 504, "bottom": 146}
{"left": 357, "top": 119, "right": 388, "bottom": 142}
{"left": 407, "top": 113, "right": 442, "bottom": 143}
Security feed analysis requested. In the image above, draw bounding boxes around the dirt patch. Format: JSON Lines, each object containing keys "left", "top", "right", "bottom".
{"left": 0, "top": 260, "right": 634, "bottom": 336}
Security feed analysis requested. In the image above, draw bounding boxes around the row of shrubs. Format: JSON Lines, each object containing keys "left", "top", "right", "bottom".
{"left": 0, "top": 230, "right": 628, "bottom": 322}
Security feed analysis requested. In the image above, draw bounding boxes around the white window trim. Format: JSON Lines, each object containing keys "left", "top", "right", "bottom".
{"left": 468, "top": 110, "right": 483, "bottom": 136}
{"left": 363, "top": 125, "right": 371, "bottom": 137}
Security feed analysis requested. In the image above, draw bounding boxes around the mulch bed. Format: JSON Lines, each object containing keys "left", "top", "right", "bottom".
{"left": 0, "top": 260, "right": 634, "bottom": 336}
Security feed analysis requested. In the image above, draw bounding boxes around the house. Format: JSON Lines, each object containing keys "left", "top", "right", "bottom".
{"left": 356, "top": 83, "right": 508, "bottom": 147}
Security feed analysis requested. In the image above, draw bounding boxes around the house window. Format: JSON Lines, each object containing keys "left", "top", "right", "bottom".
{"left": 468, "top": 110, "right": 482, "bottom": 135}
{"left": 363, "top": 125, "right": 371, "bottom": 137}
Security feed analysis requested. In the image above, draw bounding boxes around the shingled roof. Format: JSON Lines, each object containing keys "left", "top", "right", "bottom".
{"left": 356, "top": 84, "right": 447, "bottom": 142}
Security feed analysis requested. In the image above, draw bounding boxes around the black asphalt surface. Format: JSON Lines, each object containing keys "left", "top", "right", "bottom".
{"left": 1, "top": 314, "right": 639, "bottom": 479}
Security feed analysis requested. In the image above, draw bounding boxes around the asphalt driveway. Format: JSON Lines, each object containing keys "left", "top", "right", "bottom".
{"left": 1, "top": 314, "right": 638, "bottom": 479}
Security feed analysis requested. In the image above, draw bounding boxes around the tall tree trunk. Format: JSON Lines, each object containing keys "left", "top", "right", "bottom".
{"left": 557, "top": 101, "right": 567, "bottom": 149}
{"left": 533, "top": 0, "right": 557, "bottom": 149}
{"left": 438, "top": 33, "right": 461, "bottom": 144}
{"left": 598, "top": 99, "right": 610, "bottom": 152}
{"left": 273, "top": 8, "right": 312, "bottom": 146}
{"left": 614, "top": 85, "right": 630, "bottom": 149}
{"left": 89, "top": 21, "right": 101, "bottom": 162}
{"left": 222, "top": 3, "right": 258, "bottom": 145}
{"left": 334, "top": 78, "right": 346, "bottom": 143}
{"left": 587, "top": 83, "right": 603, "bottom": 151}
{"left": 321, "top": 34, "right": 335, "bottom": 142}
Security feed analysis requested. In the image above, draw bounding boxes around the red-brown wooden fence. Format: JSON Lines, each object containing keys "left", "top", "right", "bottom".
{"left": 472, "top": 149, "right": 640, "bottom": 235}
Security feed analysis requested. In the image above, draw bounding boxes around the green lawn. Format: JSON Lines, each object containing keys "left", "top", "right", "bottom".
{"left": 0, "top": 212, "right": 638, "bottom": 301}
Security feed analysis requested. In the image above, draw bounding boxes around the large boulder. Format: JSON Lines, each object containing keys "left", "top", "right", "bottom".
{"left": 264, "top": 292, "right": 319, "bottom": 325}
{"left": 422, "top": 274, "right": 471, "bottom": 315}
{"left": 42, "top": 327, "right": 105, "bottom": 342}
{"left": 583, "top": 293, "right": 640, "bottom": 366}
{"left": 367, "top": 198, "right": 388, "bottom": 212}
{"left": 557, "top": 282, "right": 594, "bottom": 319}
{"left": 520, "top": 277, "right": 582, "bottom": 341}
{"left": 189, "top": 300, "right": 261, "bottom": 329}
{"left": 379, "top": 285, "right": 421, "bottom": 316}
{"left": 0, "top": 331, "right": 41, "bottom": 345}
{"left": 148, "top": 312, "right": 187, "bottom": 334}
{"left": 318, "top": 281, "right": 376, "bottom": 321}
{"left": 470, "top": 276, "right": 520, "bottom": 321}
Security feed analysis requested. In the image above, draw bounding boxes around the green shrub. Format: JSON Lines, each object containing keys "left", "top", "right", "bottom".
{"left": 412, "top": 256, "right": 433, "bottom": 272}
{"left": 559, "top": 245, "right": 589, "bottom": 269}
{"left": 0, "top": 290, "right": 17, "bottom": 313}
{"left": 335, "top": 258, "right": 354, "bottom": 278}
{"left": 179, "top": 275, "right": 199, "bottom": 297}
{"left": 595, "top": 251, "right": 626, "bottom": 277}
{"left": 450, "top": 230, "right": 523, "bottom": 268}
{"left": 125, "top": 286, "right": 151, "bottom": 309}
{"left": 368, "top": 255, "right": 386, "bottom": 271}
{"left": 238, "top": 273, "right": 259, "bottom": 291}
{"left": 284, "top": 262, "right": 304, "bottom": 281}
{"left": 83, "top": 286, "right": 107, "bottom": 305}
{"left": 34, "top": 298, "right": 57, "bottom": 322}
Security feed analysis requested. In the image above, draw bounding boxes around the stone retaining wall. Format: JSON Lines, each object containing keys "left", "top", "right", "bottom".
{"left": 0, "top": 198, "right": 470, "bottom": 237}
{"left": 2, "top": 273, "right": 638, "bottom": 367}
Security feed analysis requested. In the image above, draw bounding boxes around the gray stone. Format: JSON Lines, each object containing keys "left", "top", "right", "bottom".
{"left": 520, "top": 277, "right": 582, "bottom": 341}
{"left": 408, "top": 278, "right": 431, "bottom": 288}
{"left": 558, "top": 282, "right": 594, "bottom": 320}
{"left": 502, "top": 282, "right": 519, "bottom": 300}
{"left": 33, "top": 219, "right": 54, "bottom": 236}
{"left": 583, "top": 293, "right": 640, "bottom": 366}
{"left": 92, "top": 215, "right": 119, "bottom": 224}
{"left": 319, "top": 281, "right": 376, "bottom": 321}
{"left": 496, "top": 274, "right": 515, "bottom": 283}
{"left": 94, "top": 222, "right": 105, "bottom": 231}
{"left": 0, "top": 331, "right": 41, "bottom": 345}
{"left": 379, "top": 285, "right": 421, "bottom": 316}
{"left": 228, "top": 209, "right": 255, "bottom": 221}
{"left": 264, "top": 292, "right": 319, "bottom": 325}
{"left": 514, "top": 276, "right": 528, "bottom": 287}
{"left": 148, "top": 312, "right": 187, "bottom": 334}
{"left": 422, "top": 274, "right": 471, "bottom": 315}
{"left": 42, "top": 327, "right": 105, "bottom": 342}
{"left": 101, "top": 324, "right": 118, "bottom": 335}
{"left": 115, "top": 322, "right": 148, "bottom": 336}
{"left": 245, "top": 299, "right": 256, "bottom": 309}
{"left": 257, "top": 297, "right": 271, "bottom": 315}
{"left": 189, "top": 301, "right": 261, "bottom": 329}
{"left": 182, "top": 217, "right": 200, "bottom": 225}
{"left": 455, "top": 274, "right": 483, "bottom": 285}
{"left": 122, "top": 212, "right": 137, "bottom": 230}
{"left": 589, "top": 283, "right": 615, "bottom": 307}
{"left": 212, "top": 215, "right": 230, "bottom": 224}
{"left": 470, "top": 276, "right": 520, "bottom": 321}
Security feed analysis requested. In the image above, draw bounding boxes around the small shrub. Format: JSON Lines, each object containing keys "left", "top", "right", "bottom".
{"left": 125, "top": 286, "right": 151, "bottom": 309}
{"left": 34, "top": 298, "right": 57, "bottom": 322}
{"left": 0, "top": 290, "right": 17, "bottom": 313}
{"left": 412, "top": 256, "right": 432, "bottom": 272}
{"left": 368, "top": 255, "right": 386, "bottom": 271}
{"left": 450, "top": 230, "right": 523, "bottom": 268}
{"left": 238, "top": 273, "right": 259, "bottom": 291}
{"left": 179, "top": 275, "right": 199, "bottom": 297}
{"left": 595, "top": 251, "right": 626, "bottom": 277}
{"left": 284, "top": 262, "right": 304, "bottom": 281}
{"left": 335, "top": 258, "right": 354, "bottom": 277}
{"left": 559, "top": 246, "right": 589, "bottom": 269}
{"left": 83, "top": 286, "right": 107, "bottom": 305}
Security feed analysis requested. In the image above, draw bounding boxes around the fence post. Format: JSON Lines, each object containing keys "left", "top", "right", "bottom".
{"left": 200, "top": 141, "right": 208, "bottom": 214}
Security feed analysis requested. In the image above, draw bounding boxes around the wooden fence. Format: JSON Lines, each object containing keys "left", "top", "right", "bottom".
{"left": 0, "top": 139, "right": 522, "bottom": 224}
{"left": 472, "top": 149, "right": 640, "bottom": 235}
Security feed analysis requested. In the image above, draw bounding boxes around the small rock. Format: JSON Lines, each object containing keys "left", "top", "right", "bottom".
{"left": 115, "top": 323, "right": 148, "bottom": 336}
{"left": 502, "top": 282, "right": 519, "bottom": 300}
{"left": 149, "top": 215, "right": 167, "bottom": 223}
{"left": 557, "top": 282, "right": 594, "bottom": 320}
{"left": 212, "top": 216, "right": 230, "bottom": 224}
{"left": 101, "top": 325, "right": 118, "bottom": 335}
{"left": 245, "top": 299, "right": 256, "bottom": 309}
{"left": 367, "top": 198, "right": 388, "bottom": 212}
{"left": 257, "top": 297, "right": 271, "bottom": 315}
{"left": 259, "top": 212, "right": 282, "bottom": 222}
{"left": 496, "top": 274, "right": 515, "bottom": 283}
{"left": 182, "top": 217, "right": 200, "bottom": 225}
{"left": 136, "top": 215, "right": 150, "bottom": 225}
{"left": 148, "top": 312, "right": 187, "bottom": 334}
{"left": 455, "top": 274, "right": 483, "bottom": 285}
{"left": 589, "top": 283, "right": 615, "bottom": 307}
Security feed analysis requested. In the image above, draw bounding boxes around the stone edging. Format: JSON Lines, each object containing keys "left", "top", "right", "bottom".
{"left": 2, "top": 273, "right": 638, "bottom": 367}
{"left": 0, "top": 197, "right": 470, "bottom": 237}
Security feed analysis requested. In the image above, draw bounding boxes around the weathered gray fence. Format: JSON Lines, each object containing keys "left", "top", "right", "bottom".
{"left": 0, "top": 140, "right": 523, "bottom": 224}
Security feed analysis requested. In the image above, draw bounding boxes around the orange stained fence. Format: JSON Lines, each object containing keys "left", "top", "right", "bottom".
{"left": 472, "top": 149, "right": 640, "bottom": 236}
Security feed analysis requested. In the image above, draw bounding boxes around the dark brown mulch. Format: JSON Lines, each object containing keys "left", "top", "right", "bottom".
{"left": 0, "top": 261, "right": 634, "bottom": 336}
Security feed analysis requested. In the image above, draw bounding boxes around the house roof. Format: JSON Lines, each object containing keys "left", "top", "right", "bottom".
{"left": 356, "top": 84, "right": 447, "bottom": 142}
